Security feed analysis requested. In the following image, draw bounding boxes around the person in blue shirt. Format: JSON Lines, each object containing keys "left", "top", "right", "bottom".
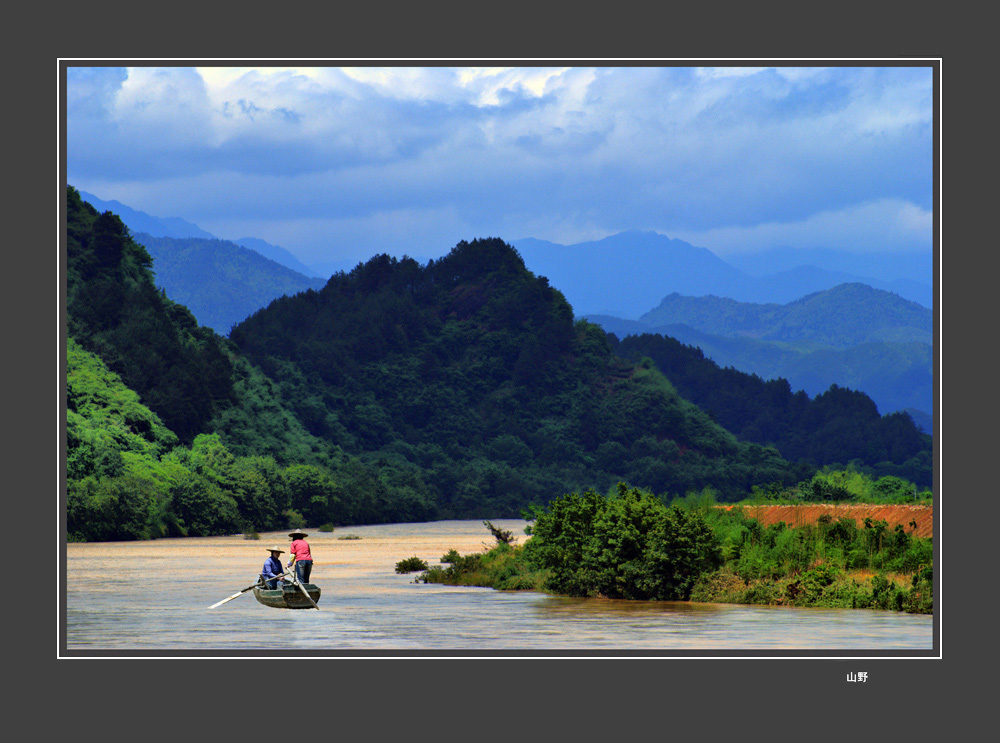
{"left": 261, "top": 546, "right": 286, "bottom": 589}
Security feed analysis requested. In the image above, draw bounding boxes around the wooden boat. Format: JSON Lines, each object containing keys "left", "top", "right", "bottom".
{"left": 252, "top": 581, "right": 321, "bottom": 609}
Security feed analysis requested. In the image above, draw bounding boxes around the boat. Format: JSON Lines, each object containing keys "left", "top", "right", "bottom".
{"left": 252, "top": 580, "right": 321, "bottom": 609}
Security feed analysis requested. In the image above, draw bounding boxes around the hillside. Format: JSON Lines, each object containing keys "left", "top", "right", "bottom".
{"left": 65, "top": 188, "right": 932, "bottom": 538}
{"left": 135, "top": 233, "right": 326, "bottom": 335}
{"left": 67, "top": 187, "right": 236, "bottom": 442}
{"left": 611, "top": 333, "right": 932, "bottom": 487}
{"left": 78, "top": 190, "right": 215, "bottom": 239}
{"left": 586, "top": 284, "right": 933, "bottom": 419}
{"left": 229, "top": 238, "right": 812, "bottom": 515}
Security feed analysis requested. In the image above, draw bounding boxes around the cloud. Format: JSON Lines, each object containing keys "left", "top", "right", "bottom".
{"left": 65, "top": 64, "right": 934, "bottom": 266}
{"left": 671, "top": 198, "right": 933, "bottom": 255}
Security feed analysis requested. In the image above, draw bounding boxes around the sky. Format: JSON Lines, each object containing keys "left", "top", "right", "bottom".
{"left": 64, "top": 63, "right": 935, "bottom": 270}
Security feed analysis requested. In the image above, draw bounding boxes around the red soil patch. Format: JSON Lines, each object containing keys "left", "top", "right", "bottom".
{"left": 720, "top": 504, "right": 933, "bottom": 539}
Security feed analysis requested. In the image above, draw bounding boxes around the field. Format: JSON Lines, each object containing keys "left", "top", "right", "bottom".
{"left": 720, "top": 504, "right": 933, "bottom": 538}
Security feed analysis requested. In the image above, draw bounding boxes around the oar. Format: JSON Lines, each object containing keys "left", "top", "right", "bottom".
{"left": 209, "top": 570, "right": 292, "bottom": 609}
{"left": 289, "top": 563, "right": 320, "bottom": 610}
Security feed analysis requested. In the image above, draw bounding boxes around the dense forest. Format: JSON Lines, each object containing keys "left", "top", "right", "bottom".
{"left": 65, "top": 186, "right": 933, "bottom": 542}
{"left": 611, "top": 334, "right": 932, "bottom": 487}
{"left": 227, "top": 236, "right": 813, "bottom": 514}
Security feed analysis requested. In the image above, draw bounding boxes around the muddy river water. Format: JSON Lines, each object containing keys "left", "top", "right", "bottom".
{"left": 63, "top": 519, "right": 934, "bottom": 655}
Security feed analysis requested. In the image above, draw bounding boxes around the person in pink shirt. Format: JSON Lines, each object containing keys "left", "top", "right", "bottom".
{"left": 288, "top": 528, "right": 314, "bottom": 585}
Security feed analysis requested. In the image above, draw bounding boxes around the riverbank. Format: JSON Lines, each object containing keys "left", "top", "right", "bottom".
{"left": 413, "top": 543, "right": 933, "bottom": 614}
{"left": 410, "top": 504, "right": 934, "bottom": 615}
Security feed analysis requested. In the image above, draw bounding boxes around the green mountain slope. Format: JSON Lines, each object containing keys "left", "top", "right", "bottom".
{"left": 134, "top": 233, "right": 327, "bottom": 335}
{"left": 67, "top": 187, "right": 237, "bottom": 442}
{"left": 66, "top": 187, "right": 930, "bottom": 536}
{"left": 612, "top": 333, "right": 932, "bottom": 487}
{"left": 229, "top": 239, "right": 811, "bottom": 514}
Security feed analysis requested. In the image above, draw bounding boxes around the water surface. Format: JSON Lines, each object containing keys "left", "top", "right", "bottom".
{"left": 64, "top": 519, "right": 934, "bottom": 655}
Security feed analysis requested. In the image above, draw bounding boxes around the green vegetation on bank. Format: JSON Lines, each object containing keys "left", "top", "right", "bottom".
{"left": 739, "top": 467, "right": 932, "bottom": 505}
{"left": 66, "top": 336, "right": 435, "bottom": 541}
{"left": 416, "top": 485, "right": 932, "bottom": 613}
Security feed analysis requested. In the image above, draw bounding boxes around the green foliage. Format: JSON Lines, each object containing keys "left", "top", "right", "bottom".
{"left": 419, "top": 542, "right": 546, "bottom": 590}
{"left": 67, "top": 187, "right": 236, "bottom": 443}
{"left": 613, "top": 332, "right": 932, "bottom": 488}
{"left": 66, "top": 189, "right": 928, "bottom": 546}
{"left": 395, "top": 556, "right": 429, "bottom": 574}
{"left": 484, "top": 520, "right": 516, "bottom": 545}
{"left": 227, "top": 238, "right": 807, "bottom": 518}
{"left": 523, "top": 484, "right": 723, "bottom": 600}
{"left": 67, "top": 475, "right": 160, "bottom": 542}
{"left": 688, "top": 505, "right": 933, "bottom": 613}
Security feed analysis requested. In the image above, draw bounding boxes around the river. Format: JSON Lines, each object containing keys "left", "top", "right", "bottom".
{"left": 63, "top": 519, "right": 934, "bottom": 655}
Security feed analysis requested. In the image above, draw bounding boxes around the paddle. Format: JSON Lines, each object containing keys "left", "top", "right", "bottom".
{"left": 289, "top": 563, "right": 320, "bottom": 610}
{"left": 208, "top": 569, "right": 292, "bottom": 609}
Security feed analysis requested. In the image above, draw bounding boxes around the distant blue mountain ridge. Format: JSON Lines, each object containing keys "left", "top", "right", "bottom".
{"left": 78, "top": 191, "right": 216, "bottom": 240}
{"left": 512, "top": 231, "right": 932, "bottom": 318}
{"left": 78, "top": 190, "right": 325, "bottom": 279}
{"left": 76, "top": 193, "right": 931, "bottom": 316}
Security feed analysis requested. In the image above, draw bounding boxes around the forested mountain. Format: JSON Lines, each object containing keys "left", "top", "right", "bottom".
{"left": 232, "top": 236, "right": 322, "bottom": 278}
{"left": 228, "top": 238, "right": 818, "bottom": 514}
{"left": 134, "top": 233, "right": 326, "bottom": 335}
{"left": 586, "top": 284, "right": 933, "bottom": 420}
{"left": 611, "top": 334, "right": 932, "bottom": 487}
{"left": 67, "top": 188, "right": 237, "bottom": 442}
{"left": 65, "top": 186, "right": 932, "bottom": 541}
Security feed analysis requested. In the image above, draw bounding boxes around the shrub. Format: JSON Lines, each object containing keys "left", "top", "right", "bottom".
{"left": 525, "top": 484, "right": 722, "bottom": 600}
{"left": 395, "top": 556, "right": 429, "bottom": 573}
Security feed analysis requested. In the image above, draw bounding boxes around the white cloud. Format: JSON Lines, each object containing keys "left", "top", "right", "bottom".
{"left": 66, "top": 64, "right": 934, "bottom": 266}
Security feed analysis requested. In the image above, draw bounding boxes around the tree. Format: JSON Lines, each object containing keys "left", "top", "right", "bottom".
{"left": 525, "top": 484, "right": 723, "bottom": 600}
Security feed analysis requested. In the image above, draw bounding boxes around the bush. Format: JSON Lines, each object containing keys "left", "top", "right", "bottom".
{"left": 395, "top": 556, "right": 429, "bottom": 573}
{"left": 524, "top": 484, "right": 722, "bottom": 600}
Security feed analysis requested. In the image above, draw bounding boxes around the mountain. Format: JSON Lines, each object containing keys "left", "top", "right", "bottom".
{"left": 514, "top": 231, "right": 748, "bottom": 318}
{"left": 67, "top": 187, "right": 238, "bottom": 442}
{"left": 611, "top": 333, "right": 932, "bottom": 486}
{"left": 228, "top": 238, "right": 816, "bottom": 513}
{"left": 134, "top": 233, "right": 327, "bottom": 335}
{"left": 724, "top": 245, "right": 933, "bottom": 285}
{"left": 77, "top": 189, "right": 332, "bottom": 281}
{"left": 66, "top": 187, "right": 932, "bottom": 534}
{"left": 78, "top": 190, "right": 215, "bottom": 240}
{"left": 234, "top": 236, "right": 323, "bottom": 278}
{"left": 585, "top": 284, "right": 933, "bottom": 420}
{"left": 640, "top": 284, "right": 932, "bottom": 347}
{"left": 512, "top": 231, "right": 932, "bottom": 317}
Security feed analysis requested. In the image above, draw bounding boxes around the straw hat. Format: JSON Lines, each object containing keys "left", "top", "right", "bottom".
{"left": 288, "top": 528, "right": 309, "bottom": 539}
{"left": 266, "top": 545, "right": 285, "bottom": 553}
